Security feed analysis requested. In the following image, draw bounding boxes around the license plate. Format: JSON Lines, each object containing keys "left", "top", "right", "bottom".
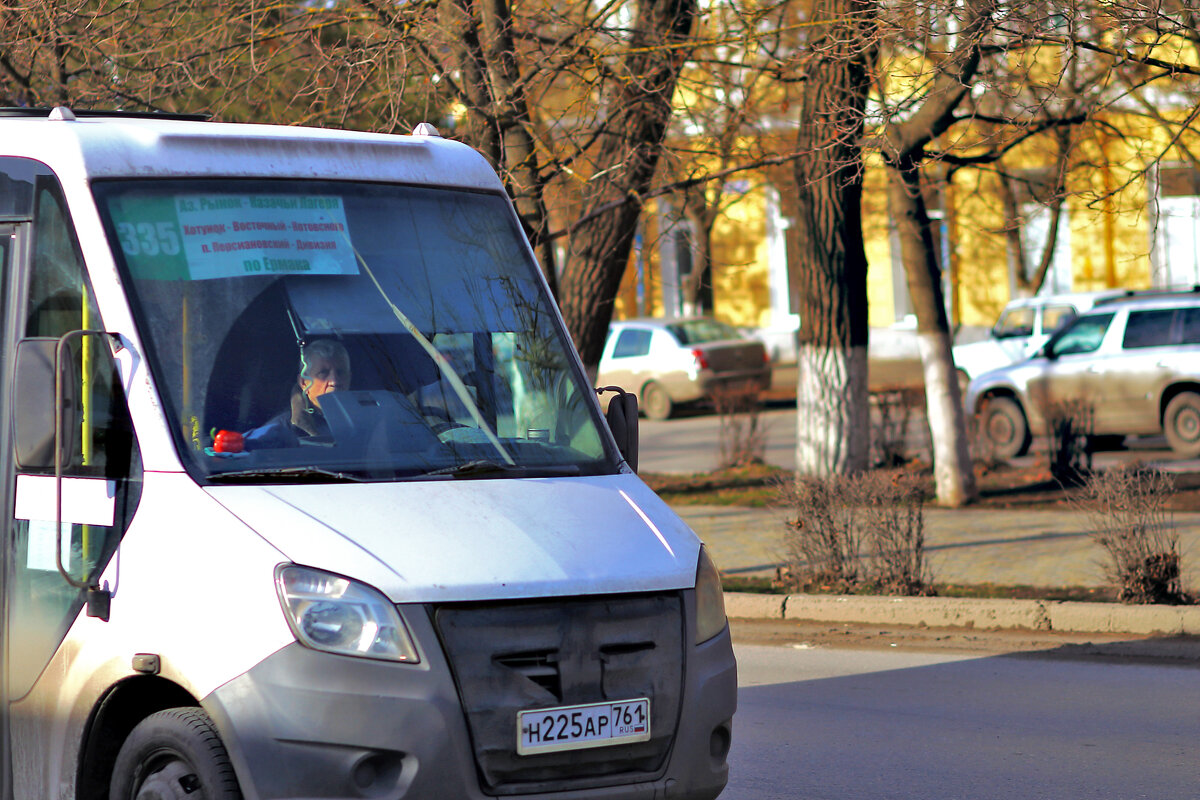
{"left": 517, "top": 698, "right": 651, "bottom": 755}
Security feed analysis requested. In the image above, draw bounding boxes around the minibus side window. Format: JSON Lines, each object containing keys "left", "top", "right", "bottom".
{"left": 7, "top": 169, "right": 142, "bottom": 698}
{"left": 27, "top": 178, "right": 96, "bottom": 338}
{"left": 22, "top": 176, "right": 138, "bottom": 478}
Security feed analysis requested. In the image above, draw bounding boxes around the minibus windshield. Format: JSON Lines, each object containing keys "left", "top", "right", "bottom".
{"left": 94, "top": 180, "right": 614, "bottom": 483}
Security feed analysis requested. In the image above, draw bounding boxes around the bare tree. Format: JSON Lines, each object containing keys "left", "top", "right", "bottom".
{"left": 665, "top": 1, "right": 792, "bottom": 318}
{"left": 997, "top": 127, "right": 1074, "bottom": 298}
{"left": 854, "top": 0, "right": 1200, "bottom": 504}
{"left": 869, "top": 0, "right": 1011, "bottom": 505}
{"left": 554, "top": 0, "right": 699, "bottom": 369}
{"left": 0, "top": 1, "right": 447, "bottom": 126}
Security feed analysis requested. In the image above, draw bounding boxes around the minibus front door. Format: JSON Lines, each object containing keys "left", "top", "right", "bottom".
{"left": 1, "top": 173, "right": 142, "bottom": 799}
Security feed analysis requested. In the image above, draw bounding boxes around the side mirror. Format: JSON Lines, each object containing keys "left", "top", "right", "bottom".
{"left": 13, "top": 337, "right": 78, "bottom": 470}
{"left": 598, "top": 386, "right": 639, "bottom": 472}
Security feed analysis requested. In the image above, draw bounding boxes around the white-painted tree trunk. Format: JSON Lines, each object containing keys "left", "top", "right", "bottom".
{"left": 795, "top": 342, "right": 870, "bottom": 476}
{"left": 918, "top": 330, "right": 977, "bottom": 506}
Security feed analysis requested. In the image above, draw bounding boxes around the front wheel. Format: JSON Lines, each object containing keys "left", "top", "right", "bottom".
{"left": 978, "top": 396, "right": 1030, "bottom": 460}
{"left": 1164, "top": 392, "right": 1200, "bottom": 457}
{"left": 110, "top": 708, "right": 242, "bottom": 800}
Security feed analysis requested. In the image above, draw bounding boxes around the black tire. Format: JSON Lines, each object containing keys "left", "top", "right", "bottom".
{"left": 979, "top": 396, "right": 1030, "bottom": 459}
{"left": 1164, "top": 392, "right": 1200, "bottom": 457}
{"left": 110, "top": 708, "right": 242, "bottom": 800}
{"left": 641, "top": 381, "right": 674, "bottom": 421}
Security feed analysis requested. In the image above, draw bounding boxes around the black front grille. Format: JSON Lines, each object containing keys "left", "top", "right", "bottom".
{"left": 434, "top": 593, "right": 684, "bottom": 795}
{"left": 494, "top": 649, "right": 560, "bottom": 696}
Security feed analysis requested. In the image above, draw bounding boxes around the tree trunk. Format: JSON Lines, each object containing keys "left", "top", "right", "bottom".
{"left": 999, "top": 173, "right": 1032, "bottom": 297}
{"left": 557, "top": 0, "right": 697, "bottom": 370}
{"left": 680, "top": 186, "right": 715, "bottom": 315}
{"left": 791, "top": 0, "right": 874, "bottom": 476}
{"left": 437, "top": 0, "right": 557, "bottom": 292}
{"left": 874, "top": 0, "right": 993, "bottom": 505}
{"left": 889, "top": 158, "right": 978, "bottom": 505}
{"left": 1004, "top": 129, "right": 1072, "bottom": 298}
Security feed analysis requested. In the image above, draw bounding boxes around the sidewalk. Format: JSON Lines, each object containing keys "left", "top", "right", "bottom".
{"left": 675, "top": 503, "right": 1200, "bottom": 635}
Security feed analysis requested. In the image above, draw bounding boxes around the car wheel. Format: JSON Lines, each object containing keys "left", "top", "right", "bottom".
{"left": 111, "top": 708, "right": 242, "bottom": 800}
{"left": 1164, "top": 392, "right": 1200, "bottom": 457}
{"left": 979, "top": 396, "right": 1030, "bottom": 459}
{"left": 641, "top": 381, "right": 674, "bottom": 421}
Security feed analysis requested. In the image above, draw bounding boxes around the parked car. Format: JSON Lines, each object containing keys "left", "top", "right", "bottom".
{"left": 965, "top": 291, "right": 1200, "bottom": 458}
{"left": 598, "top": 317, "right": 771, "bottom": 419}
{"left": 951, "top": 289, "right": 1131, "bottom": 389}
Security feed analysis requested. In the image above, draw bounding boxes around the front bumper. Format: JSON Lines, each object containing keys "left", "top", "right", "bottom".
{"left": 205, "top": 596, "right": 736, "bottom": 800}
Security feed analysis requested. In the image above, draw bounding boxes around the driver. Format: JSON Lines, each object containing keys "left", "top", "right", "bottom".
{"left": 243, "top": 339, "right": 352, "bottom": 449}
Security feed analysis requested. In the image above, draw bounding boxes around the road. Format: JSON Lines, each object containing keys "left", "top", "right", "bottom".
{"left": 639, "top": 405, "right": 803, "bottom": 474}
{"left": 724, "top": 625, "right": 1200, "bottom": 800}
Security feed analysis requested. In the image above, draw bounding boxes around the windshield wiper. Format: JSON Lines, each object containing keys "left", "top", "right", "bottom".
{"left": 208, "top": 466, "right": 365, "bottom": 484}
{"left": 423, "top": 460, "right": 581, "bottom": 479}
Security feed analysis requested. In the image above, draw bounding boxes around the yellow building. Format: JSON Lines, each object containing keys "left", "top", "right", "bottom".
{"left": 612, "top": 114, "right": 1200, "bottom": 339}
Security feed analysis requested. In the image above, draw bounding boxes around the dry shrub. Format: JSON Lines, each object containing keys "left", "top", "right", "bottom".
{"left": 779, "top": 475, "right": 863, "bottom": 591}
{"left": 1080, "top": 463, "right": 1190, "bottom": 605}
{"left": 860, "top": 472, "right": 929, "bottom": 595}
{"left": 712, "top": 384, "right": 766, "bottom": 469}
{"left": 871, "top": 388, "right": 923, "bottom": 468}
{"left": 779, "top": 471, "right": 933, "bottom": 596}
{"left": 1045, "top": 398, "right": 1094, "bottom": 486}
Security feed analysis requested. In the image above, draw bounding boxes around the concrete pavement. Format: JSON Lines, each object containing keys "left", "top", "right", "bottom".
{"left": 677, "top": 503, "right": 1200, "bottom": 635}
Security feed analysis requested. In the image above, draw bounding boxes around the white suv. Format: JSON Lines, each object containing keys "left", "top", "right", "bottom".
{"left": 952, "top": 289, "right": 1130, "bottom": 388}
{"left": 965, "top": 291, "right": 1200, "bottom": 458}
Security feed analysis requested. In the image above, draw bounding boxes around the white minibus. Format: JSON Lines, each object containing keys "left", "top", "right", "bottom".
{"left": 0, "top": 108, "right": 736, "bottom": 800}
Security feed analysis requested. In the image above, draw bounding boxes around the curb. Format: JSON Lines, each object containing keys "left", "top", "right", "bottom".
{"left": 724, "top": 592, "right": 1200, "bottom": 636}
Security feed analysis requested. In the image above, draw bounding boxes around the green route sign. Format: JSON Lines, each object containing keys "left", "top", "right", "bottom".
{"left": 109, "top": 193, "right": 359, "bottom": 281}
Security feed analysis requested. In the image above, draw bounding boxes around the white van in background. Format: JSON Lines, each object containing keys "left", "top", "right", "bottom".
{"left": 0, "top": 108, "right": 735, "bottom": 800}
{"left": 951, "top": 289, "right": 1130, "bottom": 388}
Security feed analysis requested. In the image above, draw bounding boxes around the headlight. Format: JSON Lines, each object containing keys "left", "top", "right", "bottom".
{"left": 694, "top": 546, "right": 728, "bottom": 644}
{"left": 276, "top": 565, "right": 419, "bottom": 663}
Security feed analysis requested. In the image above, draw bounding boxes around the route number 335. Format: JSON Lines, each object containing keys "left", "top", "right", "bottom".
{"left": 116, "top": 221, "right": 182, "bottom": 257}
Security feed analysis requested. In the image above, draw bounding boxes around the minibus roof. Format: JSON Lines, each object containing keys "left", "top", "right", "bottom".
{"left": 0, "top": 107, "right": 505, "bottom": 190}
